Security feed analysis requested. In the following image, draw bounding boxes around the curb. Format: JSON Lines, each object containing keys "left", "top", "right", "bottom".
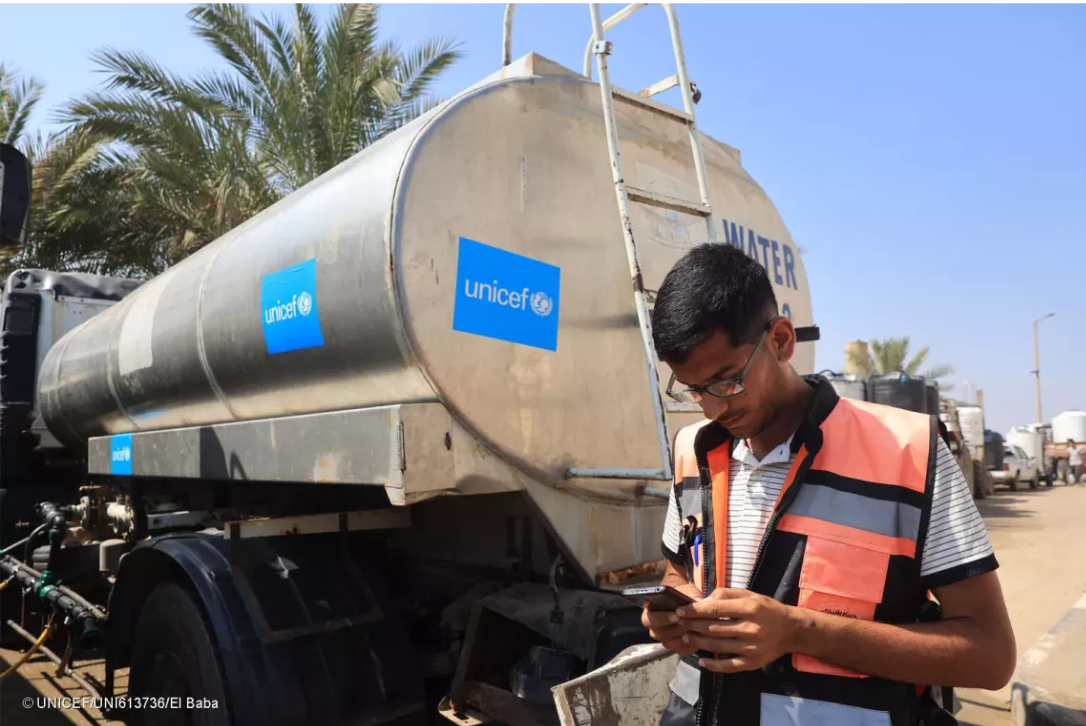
{"left": 1011, "top": 592, "right": 1086, "bottom": 726}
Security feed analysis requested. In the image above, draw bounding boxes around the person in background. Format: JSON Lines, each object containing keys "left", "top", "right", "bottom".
{"left": 1069, "top": 440, "right": 1084, "bottom": 485}
{"left": 642, "top": 243, "right": 1016, "bottom": 726}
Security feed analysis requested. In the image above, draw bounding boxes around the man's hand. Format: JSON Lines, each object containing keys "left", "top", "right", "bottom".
{"left": 675, "top": 588, "right": 798, "bottom": 673}
{"left": 641, "top": 581, "right": 703, "bottom": 656}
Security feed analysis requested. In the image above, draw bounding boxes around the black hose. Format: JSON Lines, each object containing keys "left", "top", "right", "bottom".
{"left": 0, "top": 522, "right": 48, "bottom": 555}
{"left": 0, "top": 556, "right": 106, "bottom": 650}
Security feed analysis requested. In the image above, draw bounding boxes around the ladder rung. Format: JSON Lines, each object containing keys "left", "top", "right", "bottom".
{"left": 611, "top": 86, "right": 692, "bottom": 124}
{"left": 627, "top": 186, "right": 711, "bottom": 217}
{"left": 640, "top": 74, "right": 679, "bottom": 98}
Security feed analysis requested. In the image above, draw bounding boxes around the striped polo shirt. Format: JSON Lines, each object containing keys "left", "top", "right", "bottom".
{"left": 662, "top": 433, "right": 996, "bottom": 589}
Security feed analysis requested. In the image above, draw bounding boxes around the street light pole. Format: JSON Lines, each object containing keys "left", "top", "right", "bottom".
{"left": 1033, "top": 313, "right": 1056, "bottom": 424}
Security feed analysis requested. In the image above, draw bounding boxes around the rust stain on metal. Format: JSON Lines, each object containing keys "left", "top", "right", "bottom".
{"left": 597, "top": 560, "right": 665, "bottom": 587}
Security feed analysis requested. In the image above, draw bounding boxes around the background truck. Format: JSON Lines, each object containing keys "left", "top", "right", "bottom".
{"left": 0, "top": 6, "right": 819, "bottom": 725}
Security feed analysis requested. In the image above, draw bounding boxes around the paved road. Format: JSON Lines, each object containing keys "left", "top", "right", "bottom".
{"left": 3, "top": 483, "right": 1084, "bottom": 726}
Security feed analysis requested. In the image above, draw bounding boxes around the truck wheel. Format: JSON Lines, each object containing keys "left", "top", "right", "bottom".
{"left": 1029, "top": 475, "right": 1039, "bottom": 490}
{"left": 127, "top": 582, "right": 230, "bottom": 726}
{"left": 1008, "top": 473, "right": 1018, "bottom": 492}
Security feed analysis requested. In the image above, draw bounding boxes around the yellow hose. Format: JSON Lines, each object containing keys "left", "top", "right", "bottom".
{"left": 0, "top": 610, "right": 57, "bottom": 680}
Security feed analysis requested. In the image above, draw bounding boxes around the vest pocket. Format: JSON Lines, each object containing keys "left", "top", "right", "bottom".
{"left": 793, "top": 536, "right": 890, "bottom": 678}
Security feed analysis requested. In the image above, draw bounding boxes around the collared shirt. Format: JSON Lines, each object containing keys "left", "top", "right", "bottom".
{"left": 663, "top": 431, "right": 996, "bottom": 590}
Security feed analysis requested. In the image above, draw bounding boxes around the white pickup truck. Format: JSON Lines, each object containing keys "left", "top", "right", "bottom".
{"left": 990, "top": 444, "right": 1040, "bottom": 491}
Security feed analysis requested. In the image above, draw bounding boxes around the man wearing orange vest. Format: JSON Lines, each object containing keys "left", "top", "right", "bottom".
{"left": 643, "top": 244, "right": 1015, "bottom": 726}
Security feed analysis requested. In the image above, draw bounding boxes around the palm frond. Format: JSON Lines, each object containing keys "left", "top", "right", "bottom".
{"left": 904, "top": 345, "right": 930, "bottom": 376}
{"left": 1, "top": 65, "right": 45, "bottom": 146}
{"left": 395, "top": 37, "right": 463, "bottom": 103}
{"left": 922, "top": 365, "right": 955, "bottom": 381}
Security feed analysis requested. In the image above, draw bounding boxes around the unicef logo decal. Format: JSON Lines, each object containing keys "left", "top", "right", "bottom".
{"left": 297, "top": 291, "right": 313, "bottom": 317}
{"left": 530, "top": 291, "right": 554, "bottom": 318}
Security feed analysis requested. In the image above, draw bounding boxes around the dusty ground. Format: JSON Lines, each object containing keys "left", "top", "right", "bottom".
{"left": 956, "top": 481, "right": 1086, "bottom": 726}
{"left": 2, "top": 483, "right": 1084, "bottom": 726}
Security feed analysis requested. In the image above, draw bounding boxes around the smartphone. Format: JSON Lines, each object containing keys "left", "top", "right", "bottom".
{"left": 622, "top": 585, "right": 697, "bottom": 611}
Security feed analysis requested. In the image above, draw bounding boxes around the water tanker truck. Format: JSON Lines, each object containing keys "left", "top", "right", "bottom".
{"left": 0, "top": 6, "right": 817, "bottom": 725}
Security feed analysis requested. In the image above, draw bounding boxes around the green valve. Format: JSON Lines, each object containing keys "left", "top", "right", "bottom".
{"left": 36, "top": 570, "right": 57, "bottom": 599}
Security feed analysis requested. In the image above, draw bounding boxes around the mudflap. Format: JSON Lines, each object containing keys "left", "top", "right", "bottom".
{"left": 109, "top": 531, "right": 426, "bottom": 726}
{"left": 552, "top": 644, "right": 678, "bottom": 726}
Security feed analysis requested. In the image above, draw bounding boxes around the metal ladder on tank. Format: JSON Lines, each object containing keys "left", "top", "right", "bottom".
{"left": 502, "top": 4, "right": 716, "bottom": 484}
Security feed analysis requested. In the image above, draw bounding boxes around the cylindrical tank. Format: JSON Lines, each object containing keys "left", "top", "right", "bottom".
{"left": 958, "top": 405, "right": 984, "bottom": 454}
{"left": 925, "top": 381, "right": 939, "bottom": 415}
{"left": 1052, "top": 410, "right": 1086, "bottom": 443}
{"left": 867, "top": 372, "right": 927, "bottom": 414}
{"left": 825, "top": 374, "right": 866, "bottom": 402}
{"left": 1006, "top": 425, "right": 1044, "bottom": 467}
{"left": 36, "top": 54, "right": 815, "bottom": 482}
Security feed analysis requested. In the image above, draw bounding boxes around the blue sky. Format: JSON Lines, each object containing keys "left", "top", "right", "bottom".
{"left": 2, "top": 3, "right": 1083, "bottom": 433}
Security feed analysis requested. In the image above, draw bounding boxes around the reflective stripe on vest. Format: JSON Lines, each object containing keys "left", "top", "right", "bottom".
{"left": 672, "top": 389, "right": 936, "bottom": 723}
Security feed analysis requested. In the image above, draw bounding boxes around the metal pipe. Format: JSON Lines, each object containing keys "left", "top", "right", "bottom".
{"left": 567, "top": 468, "right": 668, "bottom": 481}
{"left": 0, "top": 611, "right": 55, "bottom": 680}
{"left": 0, "top": 522, "right": 48, "bottom": 555}
{"left": 580, "top": 4, "right": 673, "bottom": 484}
{"left": 0, "top": 557, "right": 108, "bottom": 634}
{"left": 4, "top": 619, "right": 103, "bottom": 701}
{"left": 2, "top": 558, "right": 106, "bottom": 620}
{"left": 1032, "top": 313, "right": 1055, "bottom": 424}
{"left": 502, "top": 4, "right": 517, "bottom": 67}
{"left": 583, "top": 3, "right": 648, "bottom": 77}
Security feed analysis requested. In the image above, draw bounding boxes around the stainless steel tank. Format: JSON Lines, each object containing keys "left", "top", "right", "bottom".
{"left": 39, "top": 53, "right": 815, "bottom": 482}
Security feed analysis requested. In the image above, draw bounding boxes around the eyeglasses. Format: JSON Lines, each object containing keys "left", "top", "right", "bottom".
{"left": 665, "top": 318, "right": 780, "bottom": 404}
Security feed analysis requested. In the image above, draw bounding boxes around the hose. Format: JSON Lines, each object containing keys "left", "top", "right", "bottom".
{"left": 0, "top": 522, "right": 49, "bottom": 555}
{"left": 4, "top": 619, "right": 102, "bottom": 700}
{"left": 0, "top": 556, "right": 106, "bottom": 650}
{"left": 0, "top": 574, "right": 13, "bottom": 591}
{"left": 0, "top": 557, "right": 107, "bottom": 621}
{"left": 0, "top": 609, "right": 57, "bottom": 680}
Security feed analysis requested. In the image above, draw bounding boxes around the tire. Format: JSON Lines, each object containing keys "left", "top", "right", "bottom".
{"left": 1030, "top": 475, "right": 1040, "bottom": 490}
{"left": 1008, "top": 473, "right": 1019, "bottom": 492}
{"left": 127, "top": 582, "right": 230, "bottom": 726}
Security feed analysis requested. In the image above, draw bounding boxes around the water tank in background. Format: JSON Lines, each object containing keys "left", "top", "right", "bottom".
{"left": 1006, "top": 425, "right": 1044, "bottom": 467}
{"left": 984, "top": 430, "right": 1004, "bottom": 470}
{"left": 925, "top": 382, "right": 939, "bottom": 415}
{"left": 958, "top": 405, "right": 984, "bottom": 454}
{"left": 823, "top": 371, "right": 866, "bottom": 402}
{"left": 867, "top": 372, "right": 927, "bottom": 414}
{"left": 1052, "top": 410, "right": 1086, "bottom": 443}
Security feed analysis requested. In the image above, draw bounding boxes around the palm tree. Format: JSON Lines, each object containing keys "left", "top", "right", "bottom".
{"left": 847, "top": 337, "right": 954, "bottom": 382}
{"left": 0, "top": 68, "right": 165, "bottom": 277}
{"left": 62, "top": 3, "right": 460, "bottom": 266}
{"left": 0, "top": 65, "right": 44, "bottom": 145}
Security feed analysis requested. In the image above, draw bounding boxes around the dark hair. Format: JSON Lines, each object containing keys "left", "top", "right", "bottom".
{"left": 652, "top": 243, "right": 777, "bottom": 363}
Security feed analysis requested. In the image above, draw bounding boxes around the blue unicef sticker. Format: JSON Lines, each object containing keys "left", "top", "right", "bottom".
{"left": 453, "top": 238, "right": 561, "bottom": 351}
{"left": 261, "top": 258, "right": 325, "bottom": 354}
{"left": 110, "top": 434, "right": 133, "bottom": 476}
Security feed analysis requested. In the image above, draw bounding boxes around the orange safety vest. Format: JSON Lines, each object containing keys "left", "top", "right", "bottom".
{"left": 667, "top": 376, "right": 942, "bottom": 726}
